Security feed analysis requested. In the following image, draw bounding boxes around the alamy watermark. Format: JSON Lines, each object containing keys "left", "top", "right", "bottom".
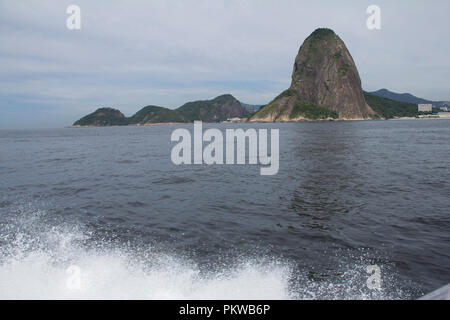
{"left": 170, "top": 121, "right": 279, "bottom": 176}
{"left": 366, "top": 5, "right": 381, "bottom": 30}
{"left": 366, "top": 265, "right": 381, "bottom": 290}
{"left": 66, "top": 5, "right": 81, "bottom": 30}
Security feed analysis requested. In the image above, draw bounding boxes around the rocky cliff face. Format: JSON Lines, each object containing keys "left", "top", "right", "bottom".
{"left": 251, "top": 28, "right": 375, "bottom": 121}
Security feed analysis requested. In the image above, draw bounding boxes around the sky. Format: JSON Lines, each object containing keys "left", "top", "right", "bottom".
{"left": 0, "top": 0, "right": 449, "bottom": 129}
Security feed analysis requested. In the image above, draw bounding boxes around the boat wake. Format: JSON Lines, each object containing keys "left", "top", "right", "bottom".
{"left": 0, "top": 207, "right": 412, "bottom": 300}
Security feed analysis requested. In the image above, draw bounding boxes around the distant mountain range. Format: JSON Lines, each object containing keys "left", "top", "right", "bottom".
{"left": 73, "top": 94, "right": 252, "bottom": 126}
{"left": 370, "top": 89, "right": 450, "bottom": 108}
{"left": 73, "top": 28, "right": 449, "bottom": 127}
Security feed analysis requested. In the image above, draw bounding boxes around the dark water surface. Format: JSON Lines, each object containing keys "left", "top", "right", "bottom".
{"left": 0, "top": 120, "right": 449, "bottom": 299}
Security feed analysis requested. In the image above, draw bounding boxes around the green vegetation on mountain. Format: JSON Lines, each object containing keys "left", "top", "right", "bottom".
{"left": 73, "top": 94, "right": 248, "bottom": 126}
{"left": 308, "top": 28, "right": 336, "bottom": 41}
{"left": 255, "top": 88, "right": 338, "bottom": 120}
{"left": 129, "top": 106, "right": 187, "bottom": 124}
{"left": 73, "top": 108, "right": 128, "bottom": 126}
{"left": 363, "top": 92, "right": 419, "bottom": 119}
{"left": 177, "top": 94, "right": 247, "bottom": 122}
{"left": 253, "top": 89, "right": 297, "bottom": 119}
{"left": 290, "top": 103, "right": 338, "bottom": 119}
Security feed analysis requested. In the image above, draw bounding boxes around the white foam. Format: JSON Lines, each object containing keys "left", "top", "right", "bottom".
{"left": 0, "top": 213, "right": 292, "bottom": 299}
{"left": 0, "top": 249, "right": 292, "bottom": 299}
{"left": 0, "top": 211, "right": 408, "bottom": 300}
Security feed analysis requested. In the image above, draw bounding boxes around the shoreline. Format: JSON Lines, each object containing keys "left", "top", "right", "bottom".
{"left": 68, "top": 116, "right": 450, "bottom": 128}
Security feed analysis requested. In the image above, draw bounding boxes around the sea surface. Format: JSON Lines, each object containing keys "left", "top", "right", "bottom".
{"left": 0, "top": 120, "right": 449, "bottom": 299}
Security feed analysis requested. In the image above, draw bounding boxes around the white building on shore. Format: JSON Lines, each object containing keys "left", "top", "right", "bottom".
{"left": 418, "top": 104, "right": 433, "bottom": 112}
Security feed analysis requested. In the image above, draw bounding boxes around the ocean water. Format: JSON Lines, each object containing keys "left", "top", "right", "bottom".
{"left": 0, "top": 120, "right": 449, "bottom": 299}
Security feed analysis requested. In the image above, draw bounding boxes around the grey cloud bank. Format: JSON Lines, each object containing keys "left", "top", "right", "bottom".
{"left": 0, "top": 0, "right": 449, "bottom": 128}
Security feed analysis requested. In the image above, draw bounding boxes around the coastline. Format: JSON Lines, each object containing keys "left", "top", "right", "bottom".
{"left": 68, "top": 115, "right": 450, "bottom": 128}
{"left": 68, "top": 122, "right": 186, "bottom": 128}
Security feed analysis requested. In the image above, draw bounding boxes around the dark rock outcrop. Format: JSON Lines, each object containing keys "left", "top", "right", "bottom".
{"left": 250, "top": 28, "right": 376, "bottom": 121}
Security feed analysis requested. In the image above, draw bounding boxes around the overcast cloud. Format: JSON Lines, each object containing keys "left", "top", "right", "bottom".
{"left": 0, "top": 0, "right": 449, "bottom": 128}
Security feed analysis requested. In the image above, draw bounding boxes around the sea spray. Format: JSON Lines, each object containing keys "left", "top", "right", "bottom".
{"left": 0, "top": 209, "right": 292, "bottom": 299}
{"left": 0, "top": 206, "right": 412, "bottom": 299}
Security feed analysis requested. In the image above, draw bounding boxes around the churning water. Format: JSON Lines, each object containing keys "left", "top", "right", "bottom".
{"left": 0, "top": 120, "right": 449, "bottom": 299}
